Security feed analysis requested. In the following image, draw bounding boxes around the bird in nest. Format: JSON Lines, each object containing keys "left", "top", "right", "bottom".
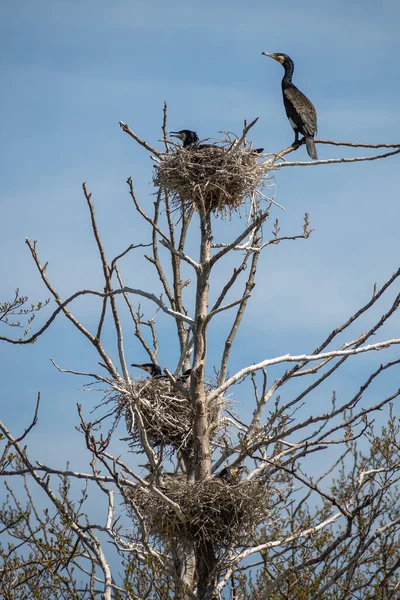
{"left": 170, "top": 129, "right": 264, "bottom": 154}
{"left": 131, "top": 362, "right": 192, "bottom": 382}
{"left": 170, "top": 129, "right": 205, "bottom": 149}
{"left": 178, "top": 368, "right": 192, "bottom": 381}
{"left": 215, "top": 465, "right": 247, "bottom": 483}
{"left": 262, "top": 52, "right": 318, "bottom": 160}
{"left": 142, "top": 464, "right": 246, "bottom": 488}
{"left": 131, "top": 362, "right": 164, "bottom": 378}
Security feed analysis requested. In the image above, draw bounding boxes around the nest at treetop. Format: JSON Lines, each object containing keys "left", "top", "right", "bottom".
{"left": 122, "top": 377, "right": 226, "bottom": 452}
{"left": 153, "top": 140, "right": 273, "bottom": 215}
{"left": 124, "top": 477, "right": 268, "bottom": 548}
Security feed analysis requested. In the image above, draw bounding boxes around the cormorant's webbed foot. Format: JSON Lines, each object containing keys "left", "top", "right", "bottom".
{"left": 292, "top": 137, "right": 306, "bottom": 151}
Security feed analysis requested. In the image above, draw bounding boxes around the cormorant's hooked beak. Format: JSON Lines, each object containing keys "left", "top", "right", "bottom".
{"left": 170, "top": 131, "right": 184, "bottom": 140}
{"left": 263, "top": 51, "right": 286, "bottom": 65}
{"left": 262, "top": 52, "right": 280, "bottom": 63}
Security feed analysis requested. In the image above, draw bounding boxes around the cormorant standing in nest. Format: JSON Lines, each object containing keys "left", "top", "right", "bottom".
{"left": 131, "top": 363, "right": 164, "bottom": 378}
{"left": 178, "top": 368, "right": 192, "bottom": 381}
{"left": 216, "top": 465, "right": 246, "bottom": 483}
{"left": 170, "top": 130, "right": 264, "bottom": 153}
{"left": 131, "top": 363, "right": 191, "bottom": 382}
{"left": 262, "top": 52, "right": 318, "bottom": 160}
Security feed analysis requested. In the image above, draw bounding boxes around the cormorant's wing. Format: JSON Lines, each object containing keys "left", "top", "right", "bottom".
{"left": 283, "top": 85, "right": 317, "bottom": 137}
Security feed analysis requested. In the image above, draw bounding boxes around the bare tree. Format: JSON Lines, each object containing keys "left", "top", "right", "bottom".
{"left": 1, "top": 108, "right": 400, "bottom": 599}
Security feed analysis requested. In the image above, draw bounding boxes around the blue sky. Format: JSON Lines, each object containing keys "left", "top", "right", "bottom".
{"left": 1, "top": 0, "right": 400, "bottom": 509}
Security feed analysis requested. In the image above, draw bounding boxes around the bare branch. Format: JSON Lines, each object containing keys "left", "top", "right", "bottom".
{"left": 119, "top": 121, "right": 161, "bottom": 156}
{"left": 219, "top": 241, "right": 260, "bottom": 384}
{"left": 208, "top": 337, "right": 400, "bottom": 401}
{"left": 0, "top": 283, "right": 194, "bottom": 347}
{"left": 227, "top": 117, "right": 259, "bottom": 154}
{"left": 159, "top": 238, "right": 200, "bottom": 270}
{"left": 270, "top": 147, "right": 400, "bottom": 169}
{"left": 83, "top": 182, "right": 129, "bottom": 380}
{"left": 210, "top": 210, "right": 269, "bottom": 267}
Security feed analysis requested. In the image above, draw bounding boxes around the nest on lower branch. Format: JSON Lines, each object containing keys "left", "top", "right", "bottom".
{"left": 121, "top": 377, "right": 226, "bottom": 452}
{"left": 124, "top": 477, "right": 268, "bottom": 548}
{"left": 153, "top": 140, "right": 273, "bottom": 216}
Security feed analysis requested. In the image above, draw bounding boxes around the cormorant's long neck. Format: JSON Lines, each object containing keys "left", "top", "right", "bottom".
{"left": 281, "top": 59, "right": 294, "bottom": 88}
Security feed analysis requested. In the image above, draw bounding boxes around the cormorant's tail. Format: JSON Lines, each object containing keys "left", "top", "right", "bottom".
{"left": 305, "top": 137, "right": 318, "bottom": 160}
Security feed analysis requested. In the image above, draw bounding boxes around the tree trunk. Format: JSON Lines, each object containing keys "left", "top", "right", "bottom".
{"left": 191, "top": 209, "right": 212, "bottom": 482}
{"left": 196, "top": 541, "right": 218, "bottom": 600}
{"left": 190, "top": 209, "right": 217, "bottom": 598}
{"left": 172, "top": 540, "right": 196, "bottom": 599}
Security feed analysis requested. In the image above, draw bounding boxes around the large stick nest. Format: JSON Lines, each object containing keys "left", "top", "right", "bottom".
{"left": 124, "top": 477, "right": 269, "bottom": 548}
{"left": 153, "top": 139, "right": 273, "bottom": 216}
{"left": 121, "top": 378, "right": 226, "bottom": 452}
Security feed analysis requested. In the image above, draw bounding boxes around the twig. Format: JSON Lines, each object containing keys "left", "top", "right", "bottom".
{"left": 218, "top": 241, "right": 260, "bottom": 385}
{"left": 119, "top": 121, "right": 161, "bottom": 156}
{"left": 14, "top": 392, "right": 41, "bottom": 443}
{"left": 49, "top": 359, "right": 111, "bottom": 384}
{"left": 210, "top": 210, "right": 269, "bottom": 267}
{"left": 159, "top": 239, "right": 200, "bottom": 270}
{"left": 110, "top": 243, "right": 152, "bottom": 274}
{"left": 227, "top": 118, "right": 259, "bottom": 154}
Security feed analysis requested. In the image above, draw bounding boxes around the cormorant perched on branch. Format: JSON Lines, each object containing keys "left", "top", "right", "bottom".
{"left": 131, "top": 363, "right": 163, "bottom": 378}
{"left": 170, "top": 129, "right": 264, "bottom": 153}
{"left": 262, "top": 52, "right": 318, "bottom": 160}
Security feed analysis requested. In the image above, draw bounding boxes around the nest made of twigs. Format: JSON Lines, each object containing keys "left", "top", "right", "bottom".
{"left": 124, "top": 477, "right": 268, "bottom": 548}
{"left": 153, "top": 140, "right": 272, "bottom": 216}
{"left": 122, "top": 377, "right": 225, "bottom": 452}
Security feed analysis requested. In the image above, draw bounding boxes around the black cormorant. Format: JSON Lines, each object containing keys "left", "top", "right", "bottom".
{"left": 262, "top": 52, "right": 318, "bottom": 160}
{"left": 131, "top": 363, "right": 192, "bottom": 382}
{"left": 170, "top": 130, "right": 202, "bottom": 148}
{"left": 216, "top": 465, "right": 246, "bottom": 482}
{"left": 178, "top": 368, "right": 192, "bottom": 381}
{"left": 170, "top": 130, "right": 264, "bottom": 153}
{"left": 131, "top": 363, "right": 163, "bottom": 378}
